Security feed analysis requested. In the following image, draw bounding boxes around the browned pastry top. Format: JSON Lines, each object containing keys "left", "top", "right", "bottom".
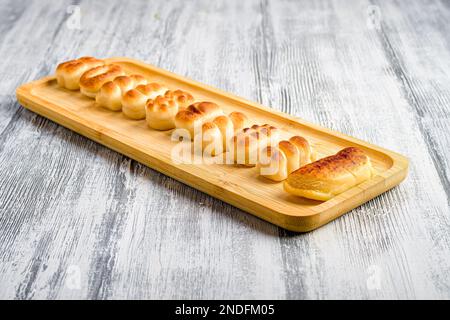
{"left": 56, "top": 56, "right": 104, "bottom": 73}
{"left": 164, "top": 90, "right": 194, "bottom": 107}
{"left": 146, "top": 96, "right": 176, "bottom": 112}
{"left": 278, "top": 140, "right": 298, "bottom": 157}
{"left": 291, "top": 147, "right": 369, "bottom": 180}
{"left": 228, "top": 112, "right": 248, "bottom": 131}
{"left": 175, "top": 102, "right": 220, "bottom": 122}
{"left": 212, "top": 115, "right": 230, "bottom": 128}
{"left": 79, "top": 64, "right": 123, "bottom": 90}
{"left": 234, "top": 124, "right": 278, "bottom": 147}
{"left": 100, "top": 75, "right": 145, "bottom": 94}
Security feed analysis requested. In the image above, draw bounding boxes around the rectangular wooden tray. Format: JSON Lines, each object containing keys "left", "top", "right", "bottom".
{"left": 16, "top": 57, "right": 409, "bottom": 232}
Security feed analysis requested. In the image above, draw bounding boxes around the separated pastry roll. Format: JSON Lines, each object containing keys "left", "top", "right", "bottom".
{"left": 284, "top": 147, "right": 373, "bottom": 201}
{"left": 145, "top": 90, "right": 194, "bottom": 130}
{"left": 122, "top": 83, "right": 168, "bottom": 120}
{"left": 199, "top": 112, "right": 249, "bottom": 156}
{"left": 56, "top": 57, "right": 104, "bottom": 90}
{"left": 257, "top": 136, "right": 315, "bottom": 181}
{"left": 230, "top": 124, "right": 280, "bottom": 166}
{"left": 79, "top": 64, "right": 125, "bottom": 98}
{"left": 96, "top": 75, "right": 147, "bottom": 111}
{"left": 174, "top": 102, "right": 223, "bottom": 139}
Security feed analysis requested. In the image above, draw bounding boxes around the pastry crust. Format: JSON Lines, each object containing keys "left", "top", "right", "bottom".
{"left": 146, "top": 96, "right": 178, "bottom": 130}
{"left": 283, "top": 147, "right": 373, "bottom": 201}
{"left": 289, "top": 136, "right": 316, "bottom": 165}
{"left": 257, "top": 136, "right": 314, "bottom": 181}
{"left": 174, "top": 102, "right": 223, "bottom": 139}
{"left": 79, "top": 64, "right": 125, "bottom": 98}
{"left": 228, "top": 112, "right": 249, "bottom": 133}
{"left": 212, "top": 115, "right": 233, "bottom": 152}
{"left": 122, "top": 83, "right": 168, "bottom": 120}
{"left": 231, "top": 124, "right": 280, "bottom": 166}
{"left": 257, "top": 146, "right": 289, "bottom": 181}
{"left": 197, "top": 112, "right": 249, "bottom": 157}
{"left": 96, "top": 75, "right": 147, "bottom": 111}
{"left": 200, "top": 121, "right": 223, "bottom": 156}
{"left": 56, "top": 57, "right": 104, "bottom": 90}
{"left": 145, "top": 89, "right": 194, "bottom": 130}
{"left": 164, "top": 90, "right": 194, "bottom": 109}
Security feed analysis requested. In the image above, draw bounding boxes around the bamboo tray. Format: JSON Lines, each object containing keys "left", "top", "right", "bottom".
{"left": 16, "top": 57, "right": 409, "bottom": 232}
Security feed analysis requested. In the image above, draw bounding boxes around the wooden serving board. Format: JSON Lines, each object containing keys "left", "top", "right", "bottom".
{"left": 16, "top": 57, "right": 409, "bottom": 232}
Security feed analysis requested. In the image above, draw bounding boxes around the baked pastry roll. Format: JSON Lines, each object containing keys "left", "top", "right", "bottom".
{"left": 174, "top": 102, "right": 223, "bottom": 139}
{"left": 257, "top": 136, "right": 315, "bottom": 181}
{"left": 230, "top": 124, "right": 280, "bottom": 166}
{"left": 79, "top": 64, "right": 125, "bottom": 98}
{"left": 145, "top": 90, "right": 194, "bottom": 130}
{"left": 56, "top": 57, "right": 104, "bottom": 90}
{"left": 122, "top": 83, "right": 168, "bottom": 120}
{"left": 164, "top": 90, "right": 194, "bottom": 109}
{"left": 146, "top": 96, "right": 178, "bottom": 130}
{"left": 289, "top": 136, "right": 316, "bottom": 167}
{"left": 228, "top": 112, "right": 249, "bottom": 133}
{"left": 96, "top": 75, "right": 147, "bottom": 111}
{"left": 284, "top": 147, "right": 373, "bottom": 201}
{"left": 199, "top": 112, "right": 249, "bottom": 156}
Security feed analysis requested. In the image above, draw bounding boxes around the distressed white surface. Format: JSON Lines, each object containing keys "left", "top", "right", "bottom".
{"left": 0, "top": 0, "right": 449, "bottom": 299}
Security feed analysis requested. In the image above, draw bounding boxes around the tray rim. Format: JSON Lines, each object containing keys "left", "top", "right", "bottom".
{"left": 15, "top": 57, "right": 409, "bottom": 232}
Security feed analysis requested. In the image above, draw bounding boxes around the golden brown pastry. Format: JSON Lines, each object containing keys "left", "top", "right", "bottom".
{"left": 145, "top": 90, "right": 194, "bottom": 130}
{"left": 228, "top": 112, "right": 249, "bottom": 133}
{"left": 96, "top": 75, "right": 147, "bottom": 111}
{"left": 200, "top": 121, "right": 223, "bottom": 156}
{"left": 284, "top": 147, "right": 373, "bottom": 201}
{"left": 79, "top": 64, "right": 125, "bottom": 98}
{"left": 257, "top": 135, "right": 315, "bottom": 181}
{"left": 122, "top": 83, "right": 168, "bottom": 120}
{"left": 174, "top": 102, "right": 223, "bottom": 138}
{"left": 56, "top": 57, "right": 104, "bottom": 90}
{"left": 146, "top": 96, "right": 177, "bottom": 130}
{"left": 230, "top": 124, "right": 280, "bottom": 166}
{"left": 164, "top": 90, "right": 194, "bottom": 109}
{"left": 198, "top": 112, "right": 249, "bottom": 156}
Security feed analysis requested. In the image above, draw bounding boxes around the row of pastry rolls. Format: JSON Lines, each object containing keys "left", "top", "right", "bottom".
{"left": 173, "top": 103, "right": 316, "bottom": 172}
{"left": 56, "top": 57, "right": 249, "bottom": 140}
{"left": 56, "top": 57, "right": 373, "bottom": 201}
{"left": 56, "top": 57, "right": 186, "bottom": 124}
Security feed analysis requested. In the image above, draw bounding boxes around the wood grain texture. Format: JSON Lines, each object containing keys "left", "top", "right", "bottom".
{"left": 0, "top": 0, "right": 449, "bottom": 299}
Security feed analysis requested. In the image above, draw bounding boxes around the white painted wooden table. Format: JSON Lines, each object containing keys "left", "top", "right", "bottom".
{"left": 0, "top": 0, "right": 449, "bottom": 299}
